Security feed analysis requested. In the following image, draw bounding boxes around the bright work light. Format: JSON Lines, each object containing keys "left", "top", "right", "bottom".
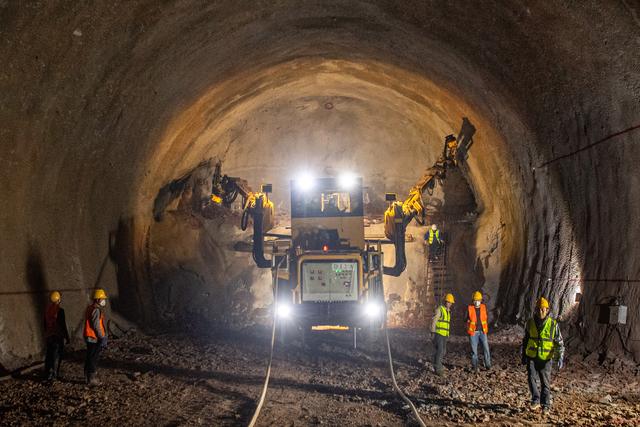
{"left": 364, "top": 301, "right": 382, "bottom": 318}
{"left": 296, "top": 173, "right": 315, "bottom": 191}
{"left": 338, "top": 172, "right": 357, "bottom": 189}
{"left": 276, "top": 303, "right": 292, "bottom": 319}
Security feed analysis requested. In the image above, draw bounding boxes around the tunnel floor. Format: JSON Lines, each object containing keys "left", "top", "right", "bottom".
{"left": 1, "top": 329, "right": 638, "bottom": 426}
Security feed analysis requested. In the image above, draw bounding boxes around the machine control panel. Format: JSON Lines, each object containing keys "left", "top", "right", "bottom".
{"left": 301, "top": 261, "right": 359, "bottom": 302}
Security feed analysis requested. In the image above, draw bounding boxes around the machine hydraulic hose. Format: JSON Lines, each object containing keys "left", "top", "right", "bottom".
{"left": 379, "top": 266, "right": 425, "bottom": 425}
{"left": 383, "top": 203, "right": 408, "bottom": 276}
{"left": 241, "top": 193, "right": 274, "bottom": 269}
{"left": 384, "top": 325, "right": 427, "bottom": 427}
{"left": 248, "top": 257, "right": 285, "bottom": 427}
{"left": 382, "top": 135, "right": 458, "bottom": 277}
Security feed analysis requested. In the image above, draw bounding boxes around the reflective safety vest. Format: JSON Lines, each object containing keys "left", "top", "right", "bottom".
{"left": 525, "top": 317, "right": 557, "bottom": 361}
{"left": 83, "top": 304, "right": 105, "bottom": 341}
{"left": 44, "top": 303, "right": 60, "bottom": 338}
{"left": 428, "top": 229, "right": 441, "bottom": 244}
{"left": 467, "top": 304, "right": 488, "bottom": 335}
{"left": 435, "top": 305, "right": 450, "bottom": 337}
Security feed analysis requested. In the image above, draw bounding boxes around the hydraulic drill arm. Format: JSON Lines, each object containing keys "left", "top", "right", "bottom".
{"left": 383, "top": 135, "right": 458, "bottom": 276}
{"left": 210, "top": 161, "right": 275, "bottom": 268}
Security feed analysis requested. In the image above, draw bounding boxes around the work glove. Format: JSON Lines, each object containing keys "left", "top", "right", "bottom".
{"left": 99, "top": 336, "right": 108, "bottom": 349}
{"left": 557, "top": 357, "right": 564, "bottom": 370}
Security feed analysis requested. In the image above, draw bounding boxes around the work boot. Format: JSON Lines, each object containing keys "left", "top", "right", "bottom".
{"left": 542, "top": 406, "right": 550, "bottom": 414}
{"left": 87, "top": 374, "right": 101, "bottom": 386}
{"left": 530, "top": 402, "right": 541, "bottom": 411}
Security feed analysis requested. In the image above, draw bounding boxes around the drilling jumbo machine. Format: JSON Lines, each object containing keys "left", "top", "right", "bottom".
{"left": 210, "top": 135, "right": 460, "bottom": 427}
{"left": 211, "top": 135, "right": 460, "bottom": 345}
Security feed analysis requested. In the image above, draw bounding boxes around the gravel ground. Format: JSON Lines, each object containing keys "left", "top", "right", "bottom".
{"left": 1, "top": 326, "right": 638, "bottom": 426}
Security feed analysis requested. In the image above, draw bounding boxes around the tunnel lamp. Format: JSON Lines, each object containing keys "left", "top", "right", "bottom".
{"left": 296, "top": 173, "right": 315, "bottom": 192}
{"left": 338, "top": 172, "right": 357, "bottom": 189}
{"left": 276, "top": 303, "right": 292, "bottom": 319}
{"left": 364, "top": 302, "right": 382, "bottom": 318}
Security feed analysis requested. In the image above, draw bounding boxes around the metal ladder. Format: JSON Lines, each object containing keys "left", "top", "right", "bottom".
{"left": 425, "top": 231, "right": 449, "bottom": 310}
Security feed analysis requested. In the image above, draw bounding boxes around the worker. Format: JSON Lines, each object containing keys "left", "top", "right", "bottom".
{"left": 83, "top": 288, "right": 108, "bottom": 386}
{"left": 467, "top": 291, "right": 491, "bottom": 372}
{"left": 521, "top": 297, "right": 565, "bottom": 413}
{"left": 43, "top": 291, "right": 70, "bottom": 381}
{"left": 431, "top": 293, "right": 454, "bottom": 376}
{"left": 424, "top": 223, "right": 443, "bottom": 262}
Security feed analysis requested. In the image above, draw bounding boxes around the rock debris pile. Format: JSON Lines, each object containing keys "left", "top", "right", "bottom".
{"left": 0, "top": 328, "right": 638, "bottom": 426}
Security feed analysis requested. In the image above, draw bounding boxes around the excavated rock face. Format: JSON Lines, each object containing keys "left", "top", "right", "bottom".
{"left": 1, "top": 1, "right": 639, "bottom": 368}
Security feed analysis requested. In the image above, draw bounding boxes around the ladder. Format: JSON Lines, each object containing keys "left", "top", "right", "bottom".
{"left": 424, "top": 233, "right": 450, "bottom": 322}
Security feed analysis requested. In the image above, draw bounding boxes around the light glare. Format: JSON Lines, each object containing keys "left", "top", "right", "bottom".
{"left": 364, "top": 302, "right": 381, "bottom": 318}
{"left": 276, "top": 304, "right": 292, "bottom": 319}
{"left": 296, "top": 173, "right": 315, "bottom": 191}
{"left": 338, "top": 172, "right": 357, "bottom": 189}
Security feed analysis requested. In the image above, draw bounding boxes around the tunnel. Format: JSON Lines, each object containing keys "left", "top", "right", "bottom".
{"left": 1, "top": 1, "right": 639, "bottom": 425}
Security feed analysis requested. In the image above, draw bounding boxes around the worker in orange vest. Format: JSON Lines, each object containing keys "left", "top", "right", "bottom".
{"left": 43, "top": 291, "right": 70, "bottom": 381}
{"left": 467, "top": 291, "right": 491, "bottom": 372}
{"left": 83, "top": 288, "right": 108, "bottom": 386}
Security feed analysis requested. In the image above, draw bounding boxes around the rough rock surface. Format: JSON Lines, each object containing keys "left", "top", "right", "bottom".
{"left": 1, "top": 328, "right": 639, "bottom": 426}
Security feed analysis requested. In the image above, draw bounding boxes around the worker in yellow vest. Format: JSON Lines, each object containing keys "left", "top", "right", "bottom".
{"left": 430, "top": 293, "right": 454, "bottom": 376}
{"left": 467, "top": 291, "right": 491, "bottom": 372}
{"left": 424, "top": 224, "right": 443, "bottom": 262}
{"left": 521, "top": 297, "right": 565, "bottom": 413}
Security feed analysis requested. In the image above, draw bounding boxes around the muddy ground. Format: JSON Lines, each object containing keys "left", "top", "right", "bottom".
{"left": 1, "top": 326, "right": 639, "bottom": 426}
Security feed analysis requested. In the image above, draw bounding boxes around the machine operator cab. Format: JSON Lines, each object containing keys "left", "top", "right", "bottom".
{"left": 291, "top": 175, "right": 364, "bottom": 251}
{"left": 278, "top": 175, "right": 385, "bottom": 333}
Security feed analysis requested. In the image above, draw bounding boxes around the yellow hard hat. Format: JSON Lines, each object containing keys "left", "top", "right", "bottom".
{"left": 92, "top": 288, "right": 108, "bottom": 300}
{"left": 445, "top": 293, "right": 455, "bottom": 304}
{"left": 472, "top": 291, "right": 482, "bottom": 301}
{"left": 50, "top": 291, "right": 61, "bottom": 303}
{"left": 536, "top": 297, "right": 549, "bottom": 308}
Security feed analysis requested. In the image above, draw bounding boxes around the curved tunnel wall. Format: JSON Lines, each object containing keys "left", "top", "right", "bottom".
{"left": 1, "top": 1, "right": 639, "bottom": 368}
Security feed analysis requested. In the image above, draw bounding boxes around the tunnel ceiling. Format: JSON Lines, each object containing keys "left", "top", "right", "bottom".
{"left": 1, "top": 1, "right": 639, "bottom": 367}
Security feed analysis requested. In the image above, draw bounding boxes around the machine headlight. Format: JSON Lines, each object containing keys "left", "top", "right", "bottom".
{"left": 364, "top": 301, "right": 382, "bottom": 318}
{"left": 296, "top": 173, "right": 315, "bottom": 191}
{"left": 276, "top": 303, "right": 292, "bottom": 319}
{"left": 338, "top": 172, "right": 357, "bottom": 189}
